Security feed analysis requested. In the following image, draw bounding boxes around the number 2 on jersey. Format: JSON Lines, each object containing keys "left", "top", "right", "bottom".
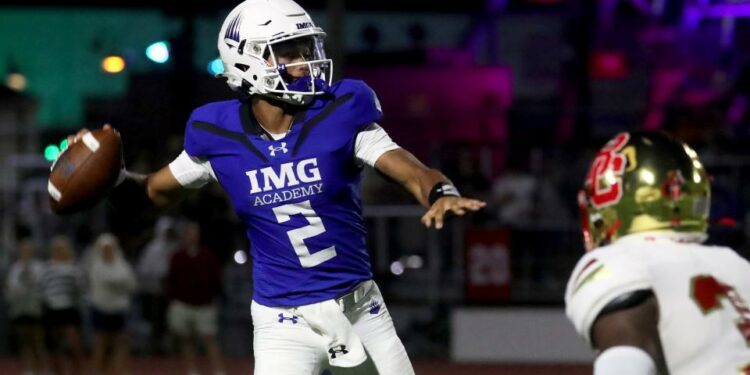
{"left": 272, "top": 200, "right": 336, "bottom": 268}
{"left": 690, "top": 275, "right": 750, "bottom": 344}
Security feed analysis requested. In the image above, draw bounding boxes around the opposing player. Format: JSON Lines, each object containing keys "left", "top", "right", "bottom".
{"left": 69, "top": 0, "right": 485, "bottom": 373}
{"left": 566, "top": 131, "right": 750, "bottom": 374}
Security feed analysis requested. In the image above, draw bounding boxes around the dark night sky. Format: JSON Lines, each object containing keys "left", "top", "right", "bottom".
{"left": 0, "top": 0, "right": 488, "bottom": 13}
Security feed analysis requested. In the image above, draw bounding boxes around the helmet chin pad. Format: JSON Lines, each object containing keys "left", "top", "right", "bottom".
{"left": 285, "top": 76, "right": 330, "bottom": 94}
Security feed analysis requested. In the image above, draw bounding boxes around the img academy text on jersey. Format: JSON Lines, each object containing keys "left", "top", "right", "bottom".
{"left": 171, "top": 79, "right": 389, "bottom": 306}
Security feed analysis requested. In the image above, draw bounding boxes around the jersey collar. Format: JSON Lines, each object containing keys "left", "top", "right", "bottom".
{"left": 239, "top": 101, "right": 308, "bottom": 141}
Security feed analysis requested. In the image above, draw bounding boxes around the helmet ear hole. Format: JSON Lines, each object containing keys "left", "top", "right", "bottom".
{"left": 235, "top": 64, "right": 250, "bottom": 72}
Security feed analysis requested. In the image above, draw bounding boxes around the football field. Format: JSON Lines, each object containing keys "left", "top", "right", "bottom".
{"left": 0, "top": 357, "right": 589, "bottom": 374}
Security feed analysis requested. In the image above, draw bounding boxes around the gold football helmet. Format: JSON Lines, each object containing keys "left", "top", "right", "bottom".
{"left": 578, "top": 131, "right": 710, "bottom": 251}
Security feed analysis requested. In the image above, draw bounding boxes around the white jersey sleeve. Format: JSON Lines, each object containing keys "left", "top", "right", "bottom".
{"left": 564, "top": 247, "right": 652, "bottom": 345}
{"left": 354, "top": 123, "right": 400, "bottom": 167}
{"left": 168, "top": 150, "right": 217, "bottom": 188}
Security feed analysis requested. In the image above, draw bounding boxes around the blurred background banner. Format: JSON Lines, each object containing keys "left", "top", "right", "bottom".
{"left": 1, "top": 0, "right": 750, "bottom": 373}
{"left": 464, "top": 229, "right": 511, "bottom": 304}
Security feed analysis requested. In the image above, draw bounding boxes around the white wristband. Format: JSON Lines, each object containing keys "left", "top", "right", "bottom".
{"left": 594, "top": 346, "right": 656, "bottom": 375}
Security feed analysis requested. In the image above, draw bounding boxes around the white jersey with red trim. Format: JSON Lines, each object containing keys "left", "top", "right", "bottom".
{"left": 565, "top": 231, "right": 750, "bottom": 375}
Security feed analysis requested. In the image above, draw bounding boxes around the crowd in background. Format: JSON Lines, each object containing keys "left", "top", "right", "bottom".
{"left": 4, "top": 219, "right": 225, "bottom": 375}
{"left": 3, "top": 0, "right": 750, "bottom": 369}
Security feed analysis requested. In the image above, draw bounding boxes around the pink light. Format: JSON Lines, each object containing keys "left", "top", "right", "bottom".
{"left": 590, "top": 51, "right": 629, "bottom": 79}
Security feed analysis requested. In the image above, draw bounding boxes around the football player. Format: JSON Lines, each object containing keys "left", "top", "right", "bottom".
{"left": 70, "top": 0, "right": 485, "bottom": 374}
{"left": 566, "top": 131, "right": 750, "bottom": 374}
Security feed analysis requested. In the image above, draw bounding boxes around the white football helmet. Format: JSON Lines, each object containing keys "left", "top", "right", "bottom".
{"left": 217, "top": 0, "right": 333, "bottom": 106}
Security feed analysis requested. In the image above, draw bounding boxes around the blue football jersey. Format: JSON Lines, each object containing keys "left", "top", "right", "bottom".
{"left": 183, "top": 79, "right": 382, "bottom": 307}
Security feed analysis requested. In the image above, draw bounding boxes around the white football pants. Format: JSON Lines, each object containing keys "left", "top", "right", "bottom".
{"left": 251, "top": 281, "right": 415, "bottom": 375}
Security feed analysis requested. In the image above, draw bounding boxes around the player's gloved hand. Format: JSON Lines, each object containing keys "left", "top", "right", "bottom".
{"left": 421, "top": 196, "right": 486, "bottom": 230}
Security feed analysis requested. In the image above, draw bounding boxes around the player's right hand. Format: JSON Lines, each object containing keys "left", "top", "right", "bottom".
{"left": 421, "top": 196, "right": 486, "bottom": 230}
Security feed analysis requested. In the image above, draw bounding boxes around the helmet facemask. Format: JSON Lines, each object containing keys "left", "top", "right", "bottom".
{"left": 261, "top": 34, "right": 333, "bottom": 106}
{"left": 219, "top": 30, "right": 332, "bottom": 107}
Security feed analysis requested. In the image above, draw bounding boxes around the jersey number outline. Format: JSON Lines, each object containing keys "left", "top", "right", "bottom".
{"left": 272, "top": 200, "right": 337, "bottom": 268}
{"left": 690, "top": 275, "right": 750, "bottom": 345}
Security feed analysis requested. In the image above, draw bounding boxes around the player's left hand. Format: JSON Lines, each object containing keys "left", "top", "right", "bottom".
{"left": 421, "top": 196, "right": 486, "bottom": 230}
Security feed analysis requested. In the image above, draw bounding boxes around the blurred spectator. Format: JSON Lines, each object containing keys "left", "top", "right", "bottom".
{"left": 41, "top": 236, "right": 85, "bottom": 375}
{"left": 89, "top": 233, "right": 137, "bottom": 375}
{"left": 166, "top": 221, "right": 224, "bottom": 375}
{"left": 136, "top": 217, "right": 180, "bottom": 354}
{"left": 444, "top": 147, "right": 492, "bottom": 200}
{"left": 5, "top": 238, "right": 48, "bottom": 375}
{"left": 491, "top": 163, "right": 537, "bottom": 225}
{"left": 491, "top": 151, "right": 571, "bottom": 226}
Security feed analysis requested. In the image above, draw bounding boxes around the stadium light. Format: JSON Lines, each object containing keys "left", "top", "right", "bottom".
{"left": 5, "top": 72, "right": 27, "bottom": 92}
{"left": 102, "top": 55, "right": 126, "bottom": 74}
{"left": 207, "top": 58, "right": 224, "bottom": 75}
{"left": 234, "top": 250, "right": 248, "bottom": 265}
{"left": 146, "top": 41, "right": 170, "bottom": 64}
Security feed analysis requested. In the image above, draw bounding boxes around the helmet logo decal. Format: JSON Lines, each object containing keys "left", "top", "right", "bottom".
{"left": 225, "top": 13, "right": 243, "bottom": 43}
{"left": 586, "top": 132, "right": 630, "bottom": 208}
{"left": 662, "top": 170, "right": 685, "bottom": 202}
{"left": 663, "top": 169, "right": 686, "bottom": 227}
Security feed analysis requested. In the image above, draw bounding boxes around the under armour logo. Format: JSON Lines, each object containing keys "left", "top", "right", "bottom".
{"left": 369, "top": 301, "right": 381, "bottom": 315}
{"left": 328, "top": 345, "right": 348, "bottom": 359}
{"left": 278, "top": 313, "right": 298, "bottom": 324}
{"left": 268, "top": 142, "right": 288, "bottom": 157}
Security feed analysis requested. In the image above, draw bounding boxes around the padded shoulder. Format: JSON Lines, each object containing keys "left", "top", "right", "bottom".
{"left": 565, "top": 246, "right": 653, "bottom": 345}
{"left": 183, "top": 100, "right": 243, "bottom": 158}
{"left": 325, "top": 79, "right": 383, "bottom": 131}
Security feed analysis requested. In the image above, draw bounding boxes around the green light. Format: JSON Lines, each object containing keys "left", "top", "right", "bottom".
{"left": 59, "top": 139, "right": 69, "bottom": 151}
{"left": 44, "top": 145, "right": 60, "bottom": 161}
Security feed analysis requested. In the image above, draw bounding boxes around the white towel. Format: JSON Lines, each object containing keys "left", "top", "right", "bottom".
{"left": 295, "top": 299, "right": 367, "bottom": 367}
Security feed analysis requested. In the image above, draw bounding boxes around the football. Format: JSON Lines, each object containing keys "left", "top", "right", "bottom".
{"left": 48, "top": 127, "right": 123, "bottom": 215}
